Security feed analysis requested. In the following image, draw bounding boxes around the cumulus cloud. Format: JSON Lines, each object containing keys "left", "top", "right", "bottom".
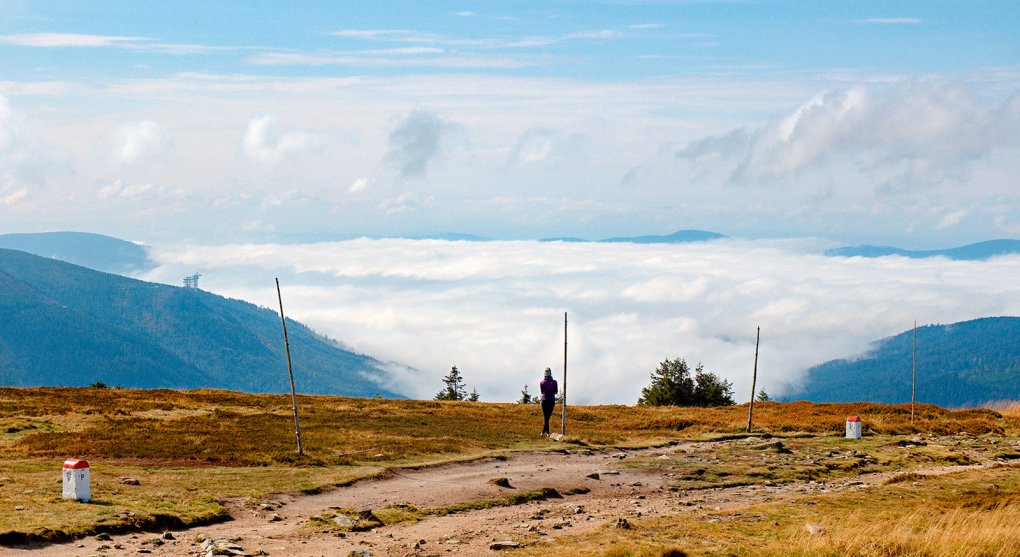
{"left": 676, "top": 83, "right": 1020, "bottom": 188}
{"left": 110, "top": 120, "right": 169, "bottom": 165}
{"left": 384, "top": 109, "right": 459, "bottom": 179}
{"left": 0, "top": 95, "right": 71, "bottom": 197}
{"left": 242, "top": 114, "right": 326, "bottom": 165}
{"left": 143, "top": 239, "right": 1020, "bottom": 405}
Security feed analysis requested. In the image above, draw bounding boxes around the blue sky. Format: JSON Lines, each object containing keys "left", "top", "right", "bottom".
{"left": 2, "top": 1, "right": 1020, "bottom": 245}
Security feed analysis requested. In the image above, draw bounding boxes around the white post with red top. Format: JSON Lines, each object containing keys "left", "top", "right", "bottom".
{"left": 845, "top": 416, "right": 862, "bottom": 439}
{"left": 62, "top": 459, "right": 91, "bottom": 502}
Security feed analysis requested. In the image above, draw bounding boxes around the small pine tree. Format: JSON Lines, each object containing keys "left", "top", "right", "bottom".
{"left": 638, "top": 357, "right": 734, "bottom": 407}
{"left": 435, "top": 365, "right": 468, "bottom": 401}
{"left": 756, "top": 388, "right": 771, "bottom": 402}
{"left": 468, "top": 388, "right": 480, "bottom": 402}
{"left": 518, "top": 385, "right": 532, "bottom": 404}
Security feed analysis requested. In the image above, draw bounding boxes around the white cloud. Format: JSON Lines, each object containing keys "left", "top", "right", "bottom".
{"left": 242, "top": 114, "right": 326, "bottom": 165}
{"left": 109, "top": 120, "right": 169, "bottom": 165}
{"left": 377, "top": 192, "right": 420, "bottom": 214}
{"left": 676, "top": 83, "right": 1020, "bottom": 188}
{"left": 98, "top": 179, "right": 156, "bottom": 199}
{"left": 937, "top": 209, "right": 969, "bottom": 229}
{"left": 508, "top": 128, "right": 557, "bottom": 165}
{"left": 384, "top": 109, "right": 460, "bottom": 179}
{"left": 143, "top": 239, "right": 1020, "bottom": 405}
{"left": 856, "top": 18, "right": 924, "bottom": 25}
{"left": 349, "top": 177, "right": 370, "bottom": 193}
{"left": 0, "top": 188, "right": 28, "bottom": 205}
{"left": 0, "top": 32, "right": 148, "bottom": 47}
{"left": 0, "top": 95, "right": 71, "bottom": 196}
{"left": 247, "top": 51, "right": 529, "bottom": 69}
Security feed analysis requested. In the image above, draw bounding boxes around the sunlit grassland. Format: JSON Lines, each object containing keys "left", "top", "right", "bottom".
{"left": 524, "top": 464, "right": 1020, "bottom": 557}
{"left": 1, "top": 387, "right": 1018, "bottom": 543}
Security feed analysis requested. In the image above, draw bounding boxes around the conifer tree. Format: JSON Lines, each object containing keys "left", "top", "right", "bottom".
{"left": 435, "top": 365, "right": 468, "bottom": 401}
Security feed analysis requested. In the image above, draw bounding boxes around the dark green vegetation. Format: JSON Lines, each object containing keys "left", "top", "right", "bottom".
{"left": 797, "top": 317, "right": 1020, "bottom": 407}
{"left": 826, "top": 238, "right": 1020, "bottom": 260}
{"left": 435, "top": 365, "right": 479, "bottom": 401}
{"left": 0, "top": 231, "right": 153, "bottom": 275}
{"left": 638, "top": 358, "right": 735, "bottom": 407}
{"left": 0, "top": 249, "right": 399, "bottom": 396}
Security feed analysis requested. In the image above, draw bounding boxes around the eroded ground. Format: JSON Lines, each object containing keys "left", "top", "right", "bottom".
{"left": 5, "top": 433, "right": 1019, "bottom": 557}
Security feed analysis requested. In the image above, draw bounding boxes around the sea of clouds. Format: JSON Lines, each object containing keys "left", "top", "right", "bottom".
{"left": 141, "top": 238, "right": 1020, "bottom": 405}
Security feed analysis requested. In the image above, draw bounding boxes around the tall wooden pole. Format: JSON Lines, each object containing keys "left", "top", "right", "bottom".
{"left": 911, "top": 320, "right": 917, "bottom": 423}
{"left": 561, "top": 312, "right": 568, "bottom": 436}
{"left": 746, "top": 326, "right": 760, "bottom": 433}
{"left": 276, "top": 278, "right": 304, "bottom": 456}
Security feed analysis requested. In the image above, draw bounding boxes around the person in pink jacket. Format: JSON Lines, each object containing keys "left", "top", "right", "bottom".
{"left": 539, "top": 367, "right": 558, "bottom": 436}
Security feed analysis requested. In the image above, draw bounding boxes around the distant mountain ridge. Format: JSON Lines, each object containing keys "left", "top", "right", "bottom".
{"left": 795, "top": 317, "right": 1020, "bottom": 407}
{"left": 0, "top": 231, "right": 153, "bottom": 275}
{"left": 0, "top": 248, "right": 401, "bottom": 397}
{"left": 540, "top": 229, "right": 727, "bottom": 244}
{"left": 826, "top": 239, "right": 1020, "bottom": 261}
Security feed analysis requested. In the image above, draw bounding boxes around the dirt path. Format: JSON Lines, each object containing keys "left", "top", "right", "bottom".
{"left": 2, "top": 438, "right": 1000, "bottom": 557}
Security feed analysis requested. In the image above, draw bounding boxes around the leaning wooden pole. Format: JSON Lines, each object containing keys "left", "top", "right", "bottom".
{"left": 561, "top": 311, "right": 568, "bottom": 436}
{"left": 911, "top": 320, "right": 917, "bottom": 423}
{"left": 276, "top": 278, "right": 304, "bottom": 455}
{"left": 746, "top": 325, "right": 760, "bottom": 433}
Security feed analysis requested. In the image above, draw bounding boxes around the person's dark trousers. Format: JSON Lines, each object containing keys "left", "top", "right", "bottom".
{"left": 541, "top": 400, "right": 555, "bottom": 434}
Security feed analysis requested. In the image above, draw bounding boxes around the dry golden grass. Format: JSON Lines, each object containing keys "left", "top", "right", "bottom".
{"left": 522, "top": 465, "right": 1020, "bottom": 557}
{"left": 1, "top": 387, "right": 1019, "bottom": 545}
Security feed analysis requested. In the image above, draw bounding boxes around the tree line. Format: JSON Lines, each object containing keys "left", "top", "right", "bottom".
{"left": 436, "top": 356, "right": 749, "bottom": 407}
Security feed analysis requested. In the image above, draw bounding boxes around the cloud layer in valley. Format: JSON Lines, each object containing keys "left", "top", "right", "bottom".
{"left": 142, "top": 239, "right": 1020, "bottom": 404}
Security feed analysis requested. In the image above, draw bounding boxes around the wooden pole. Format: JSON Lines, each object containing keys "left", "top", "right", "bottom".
{"left": 276, "top": 278, "right": 304, "bottom": 456}
{"left": 911, "top": 320, "right": 917, "bottom": 423}
{"left": 746, "top": 326, "right": 760, "bottom": 433}
{"left": 561, "top": 311, "right": 567, "bottom": 436}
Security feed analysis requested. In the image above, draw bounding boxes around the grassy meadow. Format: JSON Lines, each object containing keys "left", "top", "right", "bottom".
{"left": 2, "top": 386, "right": 1019, "bottom": 552}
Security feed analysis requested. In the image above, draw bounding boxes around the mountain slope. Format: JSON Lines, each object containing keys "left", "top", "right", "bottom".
{"left": 0, "top": 231, "right": 153, "bottom": 274}
{"left": 795, "top": 317, "right": 1020, "bottom": 407}
{"left": 0, "top": 248, "right": 401, "bottom": 397}
{"left": 600, "top": 230, "right": 726, "bottom": 244}
{"left": 825, "top": 239, "right": 1020, "bottom": 261}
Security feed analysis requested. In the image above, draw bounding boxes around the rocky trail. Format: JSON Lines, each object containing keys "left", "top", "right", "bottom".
{"left": 4, "top": 435, "right": 1006, "bottom": 557}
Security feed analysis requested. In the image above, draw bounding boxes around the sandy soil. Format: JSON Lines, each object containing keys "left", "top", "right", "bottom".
{"left": 2, "top": 438, "right": 1000, "bottom": 557}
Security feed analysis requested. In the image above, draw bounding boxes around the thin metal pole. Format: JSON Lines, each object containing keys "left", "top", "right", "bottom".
{"left": 911, "top": 320, "right": 917, "bottom": 423}
{"left": 561, "top": 312, "right": 567, "bottom": 436}
{"left": 276, "top": 278, "right": 304, "bottom": 455}
{"left": 746, "top": 326, "right": 760, "bottom": 433}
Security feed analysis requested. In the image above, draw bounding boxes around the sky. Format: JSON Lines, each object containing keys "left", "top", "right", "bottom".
{"left": 1, "top": 0, "right": 1019, "bottom": 245}
{"left": 3, "top": 2, "right": 1020, "bottom": 402}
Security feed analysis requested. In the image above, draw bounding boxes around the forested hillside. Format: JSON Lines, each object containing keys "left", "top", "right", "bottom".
{"left": 0, "top": 248, "right": 400, "bottom": 397}
{"left": 796, "top": 317, "right": 1020, "bottom": 407}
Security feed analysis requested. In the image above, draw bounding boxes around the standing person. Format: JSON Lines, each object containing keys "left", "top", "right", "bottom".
{"left": 540, "top": 367, "right": 558, "bottom": 436}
